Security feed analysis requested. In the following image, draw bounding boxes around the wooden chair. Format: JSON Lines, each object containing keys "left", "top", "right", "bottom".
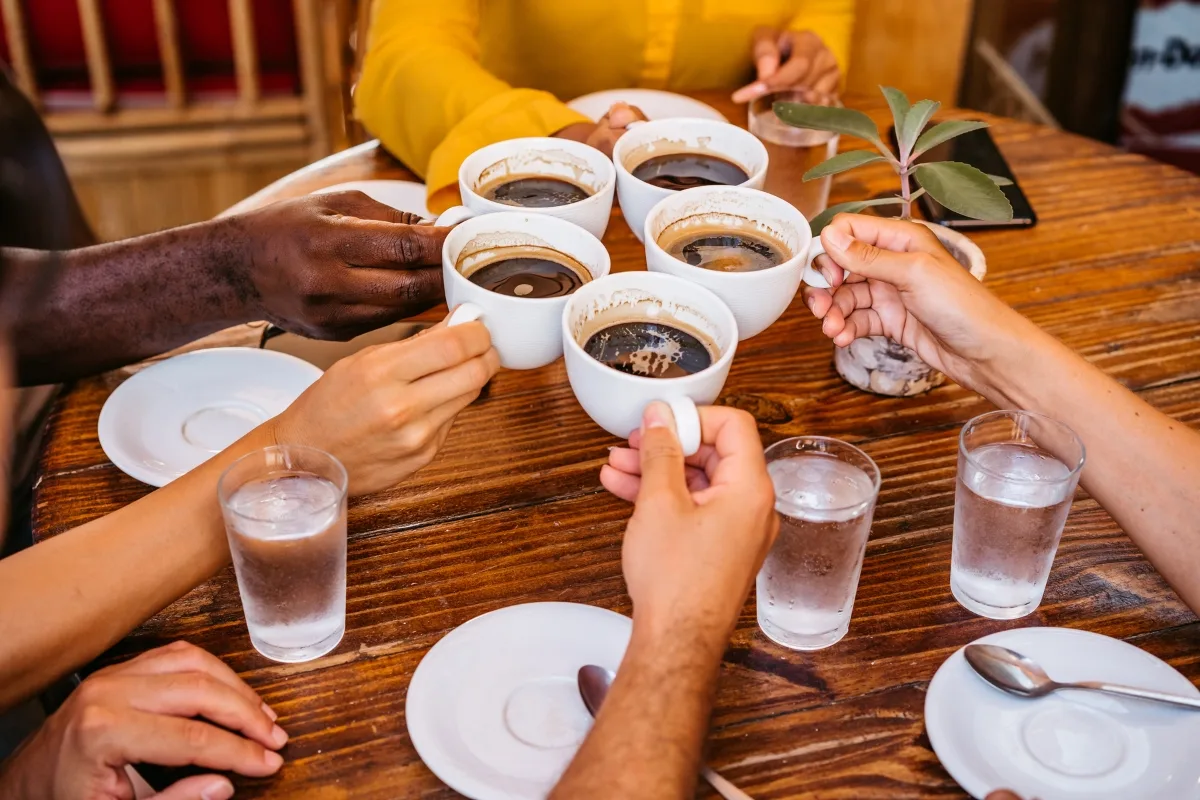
{"left": 0, "top": 0, "right": 337, "bottom": 239}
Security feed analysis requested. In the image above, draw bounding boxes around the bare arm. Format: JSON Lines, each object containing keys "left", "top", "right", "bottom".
{"left": 806, "top": 215, "right": 1200, "bottom": 613}
{"left": 6, "top": 192, "right": 447, "bottom": 386}
{"left": 551, "top": 404, "right": 778, "bottom": 799}
{"left": 0, "top": 319, "right": 498, "bottom": 711}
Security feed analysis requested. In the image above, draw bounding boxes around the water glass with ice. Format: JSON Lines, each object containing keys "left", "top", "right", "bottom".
{"left": 218, "top": 445, "right": 348, "bottom": 663}
{"left": 951, "top": 410, "right": 1085, "bottom": 620}
{"left": 757, "top": 436, "right": 881, "bottom": 651}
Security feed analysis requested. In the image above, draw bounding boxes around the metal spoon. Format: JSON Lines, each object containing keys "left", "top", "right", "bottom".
{"left": 964, "top": 644, "right": 1200, "bottom": 710}
{"left": 577, "top": 665, "right": 755, "bottom": 800}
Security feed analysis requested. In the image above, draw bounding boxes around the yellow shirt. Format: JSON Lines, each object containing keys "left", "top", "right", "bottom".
{"left": 356, "top": 0, "right": 856, "bottom": 212}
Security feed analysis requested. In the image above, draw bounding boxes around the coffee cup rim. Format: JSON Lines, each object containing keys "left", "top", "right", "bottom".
{"left": 458, "top": 137, "right": 617, "bottom": 213}
{"left": 561, "top": 271, "right": 739, "bottom": 384}
{"left": 642, "top": 185, "right": 812, "bottom": 279}
{"left": 611, "top": 117, "right": 769, "bottom": 189}
{"left": 442, "top": 211, "right": 612, "bottom": 303}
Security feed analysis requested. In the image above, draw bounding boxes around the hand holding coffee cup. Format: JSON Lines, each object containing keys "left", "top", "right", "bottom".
{"left": 799, "top": 238, "right": 848, "bottom": 290}
{"left": 443, "top": 212, "right": 610, "bottom": 369}
{"left": 644, "top": 186, "right": 810, "bottom": 339}
{"left": 613, "top": 118, "right": 769, "bottom": 242}
{"left": 440, "top": 137, "right": 617, "bottom": 238}
{"left": 562, "top": 271, "right": 737, "bottom": 452}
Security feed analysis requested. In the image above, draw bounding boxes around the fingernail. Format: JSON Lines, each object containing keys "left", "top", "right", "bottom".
{"left": 263, "top": 749, "right": 284, "bottom": 770}
{"left": 805, "top": 295, "right": 816, "bottom": 312}
{"left": 642, "top": 401, "right": 672, "bottom": 431}
{"left": 261, "top": 702, "right": 277, "bottom": 722}
{"left": 823, "top": 226, "right": 852, "bottom": 252}
{"left": 271, "top": 724, "right": 289, "bottom": 748}
{"left": 201, "top": 778, "right": 235, "bottom": 800}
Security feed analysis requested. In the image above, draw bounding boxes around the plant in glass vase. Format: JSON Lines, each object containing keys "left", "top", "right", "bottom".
{"left": 772, "top": 87, "right": 1015, "bottom": 397}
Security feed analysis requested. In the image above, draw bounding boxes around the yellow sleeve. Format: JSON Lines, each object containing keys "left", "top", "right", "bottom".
{"left": 787, "top": 0, "right": 856, "bottom": 78}
{"left": 355, "top": 0, "right": 591, "bottom": 213}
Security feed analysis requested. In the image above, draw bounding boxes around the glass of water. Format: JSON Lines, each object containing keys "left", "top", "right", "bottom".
{"left": 757, "top": 436, "right": 881, "bottom": 650}
{"left": 748, "top": 90, "right": 840, "bottom": 221}
{"left": 219, "top": 445, "right": 348, "bottom": 663}
{"left": 951, "top": 410, "right": 1086, "bottom": 620}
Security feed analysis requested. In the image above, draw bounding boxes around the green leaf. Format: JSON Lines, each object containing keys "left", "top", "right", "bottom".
{"left": 810, "top": 197, "right": 906, "bottom": 234}
{"left": 898, "top": 100, "right": 940, "bottom": 158}
{"left": 988, "top": 174, "right": 1014, "bottom": 186}
{"left": 913, "top": 161, "right": 1013, "bottom": 221}
{"left": 880, "top": 86, "right": 911, "bottom": 132}
{"left": 802, "top": 150, "right": 887, "bottom": 181}
{"left": 912, "top": 120, "right": 990, "bottom": 158}
{"left": 773, "top": 102, "right": 883, "bottom": 147}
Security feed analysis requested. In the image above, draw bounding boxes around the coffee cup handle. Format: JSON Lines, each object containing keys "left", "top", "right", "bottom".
{"left": 447, "top": 302, "right": 484, "bottom": 327}
{"left": 801, "top": 239, "right": 849, "bottom": 290}
{"left": 646, "top": 396, "right": 701, "bottom": 457}
{"left": 431, "top": 205, "right": 476, "bottom": 228}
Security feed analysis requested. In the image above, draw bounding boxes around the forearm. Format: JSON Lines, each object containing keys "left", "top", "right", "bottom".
{"left": 8, "top": 215, "right": 254, "bottom": 385}
{"left": 980, "top": 324, "right": 1200, "bottom": 611}
{"left": 0, "top": 424, "right": 277, "bottom": 710}
{"left": 550, "top": 622, "right": 726, "bottom": 800}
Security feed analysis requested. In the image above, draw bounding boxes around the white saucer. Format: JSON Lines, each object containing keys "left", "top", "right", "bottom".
{"left": 407, "top": 602, "right": 632, "bottom": 800}
{"left": 98, "top": 348, "right": 322, "bottom": 487}
{"left": 926, "top": 627, "right": 1200, "bottom": 800}
{"left": 567, "top": 89, "right": 727, "bottom": 123}
{"left": 312, "top": 180, "right": 430, "bottom": 219}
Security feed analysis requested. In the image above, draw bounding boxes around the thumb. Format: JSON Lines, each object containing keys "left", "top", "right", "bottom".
{"left": 150, "top": 775, "right": 234, "bottom": 800}
{"left": 820, "top": 220, "right": 913, "bottom": 288}
{"left": 636, "top": 401, "right": 690, "bottom": 505}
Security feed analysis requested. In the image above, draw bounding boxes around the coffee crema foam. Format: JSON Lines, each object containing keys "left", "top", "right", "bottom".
{"left": 631, "top": 153, "right": 749, "bottom": 190}
{"left": 459, "top": 244, "right": 592, "bottom": 299}
{"left": 583, "top": 321, "right": 715, "bottom": 378}
{"left": 477, "top": 174, "right": 592, "bottom": 208}
{"left": 656, "top": 214, "right": 792, "bottom": 272}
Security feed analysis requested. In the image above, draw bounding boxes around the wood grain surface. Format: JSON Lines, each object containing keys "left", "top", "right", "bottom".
{"left": 34, "top": 91, "right": 1200, "bottom": 798}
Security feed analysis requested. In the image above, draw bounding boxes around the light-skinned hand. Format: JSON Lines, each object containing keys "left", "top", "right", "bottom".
{"left": 0, "top": 641, "right": 284, "bottom": 800}
{"left": 553, "top": 102, "right": 648, "bottom": 158}
{"left": 732, "top": 27, "right": 840, "bottom": 103}
{"left": 236, "top": 191, "right": 449, "bottom": 340}
{"left": 602, "top": 403, "right": 779, "bottom": 642}
{"left": 270, "top": 313, "right": 500, "bottom": 496}
{"left": 801, "top": 214, "right": 1036, "bottom": 396}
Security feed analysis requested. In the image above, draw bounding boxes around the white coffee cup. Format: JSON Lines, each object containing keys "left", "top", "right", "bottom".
{"left": 436, "top": 137, "right": 616, "bottom": 239}
{"left": 612, "top": 118, "right": 769, "bottom": 243}
{"left": 644, "top": 186, "right": 814, "bottom": 340}
{"left": 562, "top": 271, "right": 737, "bottom": 453}
{"left": 444, "top": 212, "right": 611, "bottom": 370}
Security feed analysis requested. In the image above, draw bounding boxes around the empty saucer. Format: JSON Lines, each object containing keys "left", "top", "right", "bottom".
{"left": 312, "top": 180, "right": 430, "bottom": 218}
{"left": 406, "top": 602, "right": 632, "bottom": 800}
{"left": 99, "top": 348, "right": 321, "bottom": 486}
{"left": 567, "top": 89, "right": 727, "bottom": 123}
{"left": 926, "top": 627, "right": 1200, "bottom": 799}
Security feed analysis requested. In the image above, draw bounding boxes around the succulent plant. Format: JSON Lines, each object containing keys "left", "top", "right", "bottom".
{"left": 774, "top": 86, "right": 1014, "bottom": 233}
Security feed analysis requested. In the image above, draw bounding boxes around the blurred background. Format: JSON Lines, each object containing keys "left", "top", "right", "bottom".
{"left": 1, "top": 0, "right": 1196, "bottom": 241}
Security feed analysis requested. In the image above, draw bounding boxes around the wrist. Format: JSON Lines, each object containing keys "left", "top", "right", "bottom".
{"left": 203, "top": 213, "right": 263, "bottom": 324}
{"left": 630, "top": 600, "right": 738, "bottom": 662}
{"left": 552, "top": 122, "right": 597, "bottom": 144}
{"left": 969, "top": 312, "right": 1057, "bottom": 409}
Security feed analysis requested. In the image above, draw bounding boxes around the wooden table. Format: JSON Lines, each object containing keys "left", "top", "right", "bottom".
{"left": 34, "top": 92, "right": 1200, "bottom": 798}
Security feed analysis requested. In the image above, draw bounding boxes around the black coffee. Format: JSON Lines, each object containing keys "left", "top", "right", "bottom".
{"left": 480, "top": 176, "right": 591, "bottom": 207}
{"left": 466, "top": 250, "right": 588, "bottom": 298}
{"left": 583, "top": 321, "right": 715, "bottom": 379}
{"left": 661, "top": 227, "right": 788, "bottom": 272}
{"left": 631, "top": 154, "right": 749, "bottom": 190}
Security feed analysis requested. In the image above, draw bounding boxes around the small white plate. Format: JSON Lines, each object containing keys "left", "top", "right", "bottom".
{"left": 407, "top": 602, "right": 632, "bottom": 800}
{"left": 567, "top": 89, "right": 728, "bottom": 123}
{"left": 312, "top": 180, "right": 430, "bottom": 219}
{"left": 99, "top": 348, "right": 322, "bottom": 487}
{"left": 926, "top": 627, "right": 1200, "bottom": 800}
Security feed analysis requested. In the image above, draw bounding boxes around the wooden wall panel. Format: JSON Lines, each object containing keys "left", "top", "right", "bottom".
{"left": 846, "top": 0, "right": 974, "bottom": 105}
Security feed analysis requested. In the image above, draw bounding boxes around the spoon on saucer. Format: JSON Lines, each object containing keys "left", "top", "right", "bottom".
{"left": 965, "top": 644, "right": 1200, "bottom": 710}
{"left": 577, "top": 665, "right": 755, "bottom": 800}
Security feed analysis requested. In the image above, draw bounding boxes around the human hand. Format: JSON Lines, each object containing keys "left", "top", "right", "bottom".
{"left": 235, "top": 191, "right": 447, "bottom": 340}
{"left": 602, "top": 403, "right": 778, "bottom": 642}
{"left": 553, "top": 102, "right": 648, "bottom": 158}
{"left": 0, "top": 641, "right": 284, "bottom": 800}
{"left": 270, "top": 313, "right": 499, "bottom": 496}
{"left": 732, "top": 27, "right": 841, "bottom": 103}
{"left": 801, "top": 214, "right": 1034, "bottom": 396}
